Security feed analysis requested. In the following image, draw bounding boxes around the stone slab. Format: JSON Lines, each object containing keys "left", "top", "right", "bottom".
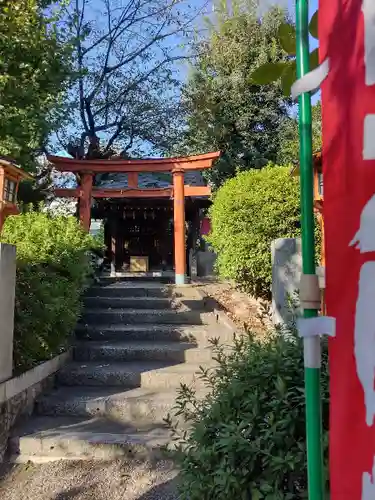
{"left": 73, "top": 341, "right": 213, "bottom": 363}
{"left": 57, "top": 361, "right": 215, "bottom": 389}
{"left": 81, "top": 309, "right": 213, "bottom": 326}
{"left": 75, "top": 323, "right": 209, "bottom": 343}
{"left": 36, "top": 386, "right": 209, "bottom": 425}
{"left": 9, "top": 416, "right": 172, "bottom": 461}
{"left": 271, "top": 238, "right": 302, "bottom": 326}
{"left": 83, "top": 296, "right": 175, "bottom": 310}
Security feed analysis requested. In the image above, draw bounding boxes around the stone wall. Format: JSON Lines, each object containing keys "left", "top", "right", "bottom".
{"left": 271, "top": 238, "right": 326, "bottom": 326}
{"left": 0, "top": 351, "right": 71, "bottom": 461}
{"left": 0, "top": 376, "right": 54, "bottom": 460}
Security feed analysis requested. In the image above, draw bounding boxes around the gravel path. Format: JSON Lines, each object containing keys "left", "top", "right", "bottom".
{"left": 0, "top": 460, "right": 179, "bottom": 500}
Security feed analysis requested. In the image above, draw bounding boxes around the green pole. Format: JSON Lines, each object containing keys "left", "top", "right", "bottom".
{"left": 295, "top": 1, "right": 325, "bottom": 499}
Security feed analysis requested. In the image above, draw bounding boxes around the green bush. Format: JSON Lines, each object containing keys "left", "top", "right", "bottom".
{"left": 1, "top": 212, "right": 98, "bottom": 372}
{"left": 207, "top": 165, "right": 301, "bottom": 299}
{"left": 169, "top": 332, "right": 329, "bottom": 499}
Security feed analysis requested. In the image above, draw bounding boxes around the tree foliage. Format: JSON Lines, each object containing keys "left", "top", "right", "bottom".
{"left": 251, "top": 10, "right": 319, "bottom": 97}
{"left": 56, "top": 0, "right": 207, "bottom": 159}
{"left": 207, "top": 165, "right": 301, "bottom": 299}
{"left": 169, "top": 331, "right": 329, "bottom": 499}
{"left": 175, "top": 1, "right": 292, "bottom": 186}
{"left": 0, "top": 0, "right": 73, "bottom": 167}
{"left": 1, "top": 210, "right": 98, "bottom": 372}
{"left": 278, "top": 101, "right": 322, "bottom": 165}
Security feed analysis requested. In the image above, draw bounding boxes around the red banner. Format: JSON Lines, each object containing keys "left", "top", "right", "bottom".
{"left": 320, "top": 0, "right": 375, "bottom": 497}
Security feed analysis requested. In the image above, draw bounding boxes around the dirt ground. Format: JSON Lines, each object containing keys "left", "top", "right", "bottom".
{"left": 196, "top": 280, "right": 270, "bottom": 335}
{"left": 0, "top": 460, "right": 179, "bottom": 500}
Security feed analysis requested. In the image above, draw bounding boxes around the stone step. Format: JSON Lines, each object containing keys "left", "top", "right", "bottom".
{"left": 84, "top": 296, "right": 205, "bottom": 311}
{"left": 74, "top": 341, "right": 214, "bottom": 363}
{"left": 36, "top": 386, "right": 206, "bottom": 425}
{"left": 99, "top": 275, "right": 172, "bottom": 285}
{"left": 81, "top": 309, "right": 212, "bottom": 326}
{"left": 89, "top": 285, "right": 172, "bottom": 298}
{"left": 83, "top": 296, "right": 176, "bottom": 310}
{"left": 9, "top": 416, "right": 173, "bottom": 462}
{"left": 75, "top": 324, "right": 215, "bottom": 343}
{"left": 57, "top": 361, "right": 213, "bottom": 389}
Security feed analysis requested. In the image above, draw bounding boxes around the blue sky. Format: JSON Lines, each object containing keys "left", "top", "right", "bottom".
{"left": 56, "top": 0, "right": 320, "bottom": 156}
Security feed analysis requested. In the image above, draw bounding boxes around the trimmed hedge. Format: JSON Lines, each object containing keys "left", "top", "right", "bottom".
{"left": 1, "top": 212, "right": 98, "bottom": 373}
{"left": 169, "top": 331, "right": 329, "bottom": 499}
{"left": 207, "top": 165, "right": 301, "bottom": 299}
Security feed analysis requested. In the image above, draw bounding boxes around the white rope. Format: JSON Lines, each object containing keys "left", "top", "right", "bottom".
{"left": 291, "top": 58, "right": 330, "bottom": 100}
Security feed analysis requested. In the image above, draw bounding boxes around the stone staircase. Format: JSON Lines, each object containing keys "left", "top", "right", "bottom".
{"left": 9, "top": 279, "right": 232, "bottom": 462}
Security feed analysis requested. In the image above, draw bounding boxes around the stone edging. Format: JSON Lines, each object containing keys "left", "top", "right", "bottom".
{"left": 193, "top": 286, "right": 237, "bottom": 334}
{"left": 0, "top": 350, "right": 72, "bottom": 405}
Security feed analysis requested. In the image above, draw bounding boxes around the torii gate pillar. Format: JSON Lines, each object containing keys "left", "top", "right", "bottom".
{"left": 173, "top": 168, "right": 186, "bottom": 285}
{"left": 79, "top": 173, "right": 93, "bottom": 232}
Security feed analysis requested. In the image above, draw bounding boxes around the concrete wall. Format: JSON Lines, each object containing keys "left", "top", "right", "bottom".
{"left": 0, "top": 244, "right": 16, "bottom": 384}
{"left": 0, "top": 351, "right": 71, "bottom": 460}
{"left": 271, "top": 238, "right": 302, "bottom": 326}
{"left": 0, "top": 376, "right": 54, "bottom": 460}
{"left": 0, "top": 244, "right": 72, "bottom": 459}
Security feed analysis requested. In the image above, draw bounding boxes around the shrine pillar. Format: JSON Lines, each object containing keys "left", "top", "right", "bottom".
{"left": 173, "top": 168, "right": 186, "bottom": 285}
{"left": 79, "top": 173, "right": 93, "bottom": 232}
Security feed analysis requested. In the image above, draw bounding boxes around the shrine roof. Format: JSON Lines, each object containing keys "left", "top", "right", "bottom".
{"left": 96, "top": 171, "right": 206, "bottom": 190}
{"left": 0, "top": 156, "right": 33, "bottom": 180}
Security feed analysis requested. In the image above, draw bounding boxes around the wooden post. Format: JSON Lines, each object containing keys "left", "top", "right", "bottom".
{"left": 110, "top": 215, "right": 117, "bottom": 277}
{"left": 79, "top": 173, "right": 93, "bottom": 232}
{"left": 128, "top": 172, "right": 138, "bottom": 188}
{"left": 0, "top": 209, "right": 4, "bottom": 234}
{"left": 173, "top": 168, "right": 186, "bottom": 285}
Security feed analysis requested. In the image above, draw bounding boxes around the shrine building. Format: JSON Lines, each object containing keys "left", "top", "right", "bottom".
{"left": 48, "top": 152, "right": 220, "bottom": 284}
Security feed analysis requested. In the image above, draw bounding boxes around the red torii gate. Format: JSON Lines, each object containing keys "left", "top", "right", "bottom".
{"left": 48, "top": 151, "right": 220, "bottom": 285}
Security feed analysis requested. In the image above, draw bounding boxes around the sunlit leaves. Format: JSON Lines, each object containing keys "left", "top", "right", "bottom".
{"left": 1, "top": 210, "right": 98, "bottom": 372}
{"left": 251, "top": 62, "right": 286, "bottom": 85}
{"left": 309, "top": 10, "right": 318, "bottom": 39}
{"left": 280, "top": 61, "right": 296, "bottom": 96}
{"left": 278, "top": 22, "right": 296, "bottom": 55}
{"left": 309, "top": 48, "right": 319, "bottom": 71}
{"left": 0, "top": 0, "right": 73, "bottom": 167}
{"left": 176, "top": 7, "right": 291, "bottom": 186}
{"left": 251, "top": 11, "right": 319, "bottom": 97}
{"left": 167, "top": 324, "right": 330, "bottom": 499}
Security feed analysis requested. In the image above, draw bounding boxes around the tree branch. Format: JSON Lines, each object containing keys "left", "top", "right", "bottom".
{"left": 105, "top": 119, "right": 134, "bottom": 152}
{"left": 103, "top": 22, "right": 176, "bottom": 75}
{"left": 81, "top": 0, "right": 140, "bottom": 56}
{"left": 102, "top": 54, "right": 190, "bottom": 114}
{"left": 75, "top": 0, "right": 89, "bottom": 139}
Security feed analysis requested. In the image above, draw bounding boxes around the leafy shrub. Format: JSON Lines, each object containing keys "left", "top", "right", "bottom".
{"left": 169, "top": 332, "right": 329, "bottom": 499}
{"left": 1, "top": 212, "right": 98, "bottom": 372}
{"left": 207, "top": 165, "right": 301, "bottom": 299}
